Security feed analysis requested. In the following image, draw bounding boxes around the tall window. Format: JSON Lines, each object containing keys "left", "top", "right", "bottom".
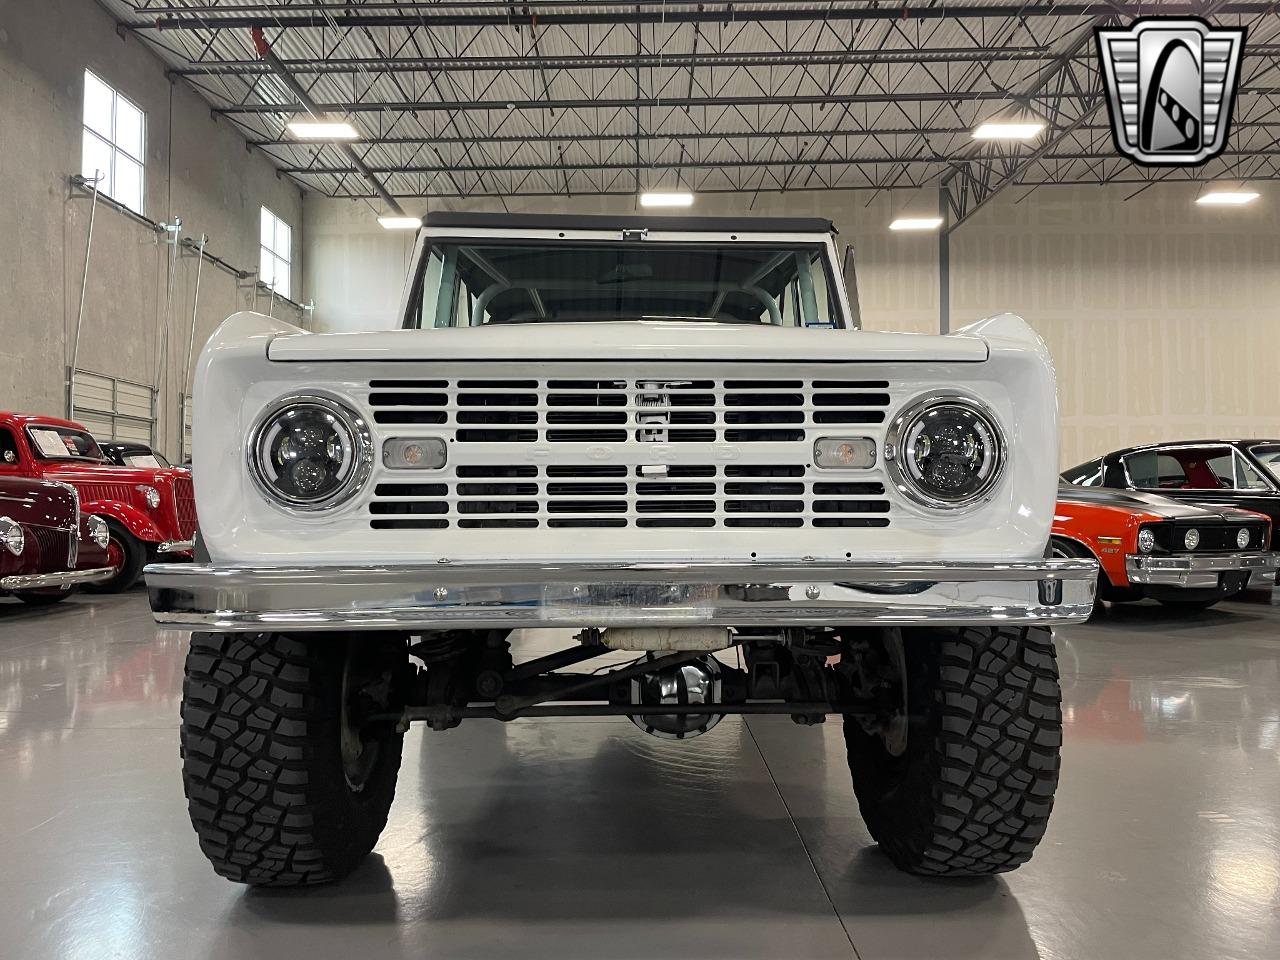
{"left": 260, "top": 207, "right": 292, "bottom": 299}
{"left": 82, "top": 70, "right": 145, "bottom": 214}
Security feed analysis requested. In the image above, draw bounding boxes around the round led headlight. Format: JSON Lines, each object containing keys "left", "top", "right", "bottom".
{"left": 87, "top": 515, "right": 110, "bottom": 550}
{"left": 1184, "top": 528, "right": 1200, "bottom": 550}
{"left": 0, "top": 517, "right": 24, "bottom": 557}
{"left": 885, "top": 395, "right": 1006, "bottom": 509}
{"left": 1137, "top": 527, "right": 1156, "bottom": 553}
{"left": 248, "top": 395, "right": 373, "bottom": 511}
{"left": 1237, "top": 527, "right": 1251, "bottom": 550}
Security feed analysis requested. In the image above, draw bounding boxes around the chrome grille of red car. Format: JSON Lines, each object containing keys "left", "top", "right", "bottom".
{"left": 173, "top": 475, "right": 198, "bottom": 539}
{"left": 74, "top": 482, "right": 135, "bottom": 504}
{"left": 29, "top": 526, "right": 76, "bottom": 573}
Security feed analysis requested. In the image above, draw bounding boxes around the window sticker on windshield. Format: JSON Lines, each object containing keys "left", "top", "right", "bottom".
{"left": 128, "top": 455, "right": 162, "bottom": 468}
{"left": 29, "top": 428, "right": 75, "bottom": 458}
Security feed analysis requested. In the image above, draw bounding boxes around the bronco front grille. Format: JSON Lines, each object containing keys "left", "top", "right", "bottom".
{"left": 366, "top": 377, "right": 894, "bottom": 532}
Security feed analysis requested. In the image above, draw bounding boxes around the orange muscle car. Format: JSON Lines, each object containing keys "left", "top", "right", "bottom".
{"left": 1052, "top": 484, "right": 1276, "bottom": 613}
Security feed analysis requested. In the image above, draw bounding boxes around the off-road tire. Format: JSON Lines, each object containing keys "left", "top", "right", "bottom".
{"left": 86, "top": 520, "right": 145, "bottom": 593}
{"left": 844, "top": 624, "right": 1062, "bottom": 877}
{"left": 181, "top": 632, "right": 405, "bottom": 886}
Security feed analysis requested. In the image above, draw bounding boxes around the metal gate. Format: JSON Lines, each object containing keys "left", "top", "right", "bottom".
{"left": 69, "top": 369, "right": 155, "bottom": 445}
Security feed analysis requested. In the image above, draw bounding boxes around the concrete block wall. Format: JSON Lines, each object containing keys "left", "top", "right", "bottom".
{"left": 0, "top": 0, "right": 305, "bottom": 460}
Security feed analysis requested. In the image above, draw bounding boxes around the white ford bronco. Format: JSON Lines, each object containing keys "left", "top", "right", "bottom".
{"left": 148, "top": 212, "right": 1097, "bottom": 886}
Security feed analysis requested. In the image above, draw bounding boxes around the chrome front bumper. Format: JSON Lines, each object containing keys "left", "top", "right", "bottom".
{"left": 156, "top": 539, "right": 196, "bottom": 555}
{"left": 1125, "top": 551, "right": 1279, "bottom": 589}
{"left": 145, "top": 558, "right": 1098, "bottom": 631}
{"left": 1, "top": 566, "right": 116, "bottom": 592}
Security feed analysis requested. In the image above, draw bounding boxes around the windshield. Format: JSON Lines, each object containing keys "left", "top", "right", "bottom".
{"left": 121, "top": 451, "right": 168, "bottom": 468}
{"left": 1249, "top": 444, "right": 1280, "bottom": 484}
{"left": 405, "top": 239, "right": 842, "bottom": 329}
{"left": 27, "top": 425, "right": 106, "bottom": 462}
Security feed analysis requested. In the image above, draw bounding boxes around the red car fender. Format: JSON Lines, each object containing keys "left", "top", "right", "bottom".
{"left": 80, "top": 497, "right": 166, "bottom": 545}
{"left": 1052, "top": 501, "right": 1163, "bottom": 589}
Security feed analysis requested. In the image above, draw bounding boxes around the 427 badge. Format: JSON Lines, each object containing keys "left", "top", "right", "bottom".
{"left": 1096, "top": 18, "right": 1246, "bottom": 166}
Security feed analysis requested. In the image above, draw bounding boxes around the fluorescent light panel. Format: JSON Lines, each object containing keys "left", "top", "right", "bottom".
{"left": 889, "top": 216, "right": 944, "bottom": 231}
{"left": 972, "top": 121, "right": 1045, "bottom": 140}
{"left": 287, "top": 119, "right": 359, "bottom": 140}
{"left": 639, "top": 191, "right": 694, "bottom": 207}
{"left": 378, "top": 216, "right": 423, "bottom": 230}
{"left": 1195, "top": 190, "right": 1259, "bottom": 206}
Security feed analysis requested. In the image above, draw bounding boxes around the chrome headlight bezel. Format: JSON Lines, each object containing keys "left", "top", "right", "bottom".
{"left": 87, "top": 514, "right": 110, "bottom": 550}
{"left": 136, "top": 485, "right": 161, "bottom": 510}
{"left": 0, "top": 517, "right": 24, "bottom": 557}
{"left": 247, "top": 393, "right": 373, "bottom": 513}
{"left": 883, "top": 394, "right": 1007, "bottom": 510}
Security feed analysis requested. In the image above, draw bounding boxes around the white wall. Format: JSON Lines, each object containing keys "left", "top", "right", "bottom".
{"left": 303, "top": 184, "right": 1280, "bottom": 468}
{"left": 0, "top": 0, "right": 305, "bottom": 459}
{"left": 951, "top": 184, "right": 1280, "bottom": 465}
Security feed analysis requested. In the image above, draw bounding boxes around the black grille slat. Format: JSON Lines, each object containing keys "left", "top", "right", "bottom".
{"left": 456, "top": 466, "right": 537, "bottom": 478}
{"left": 456, "top": 429, "right": 538, "bottom": 442}
{"left": 374, "top": 411, "right": 449, "bottom": 425}
{"left": 812, "top": 410, "right": 886, "bottom": 424}
{"left": 457, "top": 411, "right": 538, "bottom": 425}
{"left": 547, "top": 465, "right": 627, "bottom": 478}
{"left": 725, "top": 482, "right": 804, "bottom": 496}
{"left": 367, "top": 392, "right": 447, "bottom": 407}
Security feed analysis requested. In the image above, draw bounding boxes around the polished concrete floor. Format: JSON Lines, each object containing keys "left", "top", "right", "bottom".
{"left": 1, "top": 592, "right": 1278, "bottom": 960}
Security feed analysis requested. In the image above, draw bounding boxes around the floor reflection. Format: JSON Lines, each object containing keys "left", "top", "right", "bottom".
{"left": 0, "top": 592, "right": 1277, "bottom": 960}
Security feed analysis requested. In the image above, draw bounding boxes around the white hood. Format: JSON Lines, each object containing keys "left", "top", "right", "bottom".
{"left": 265, "top": 319, "right": 990, "bottom": 364}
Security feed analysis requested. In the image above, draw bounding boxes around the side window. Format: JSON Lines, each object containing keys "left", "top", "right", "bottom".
{"left": 1235, "top": 452, "right": 1272, "bottom": 490}
{"left": 0, "top": 427, "right": 21, "bottom": 470}
{"left": 1062, "top": 458, "right": 1103, "bottom": 486}
{"left": 807, "top": 251, "right": 834, "bottom": 327}
{"left": 1125, "top": 452, "right": 1196, "bottom": 488}
{"left": 407, "top": 247, "right": 451, "bottom": 329}
{"left": 1203, "top": 452, "right": 1236, "bottom": 488}
{"left": 1122, "top": 452, "right": 1164, "bottom": 487}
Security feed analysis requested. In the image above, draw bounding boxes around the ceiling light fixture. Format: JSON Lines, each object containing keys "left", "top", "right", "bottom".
{"left": 972, "top": 121, "right": 1046, "bottom": 140}
{"left": 377, "top": 216, "right": 423, "bottom": 230}
{"left": 1195, "top": 189, "right": 1259, "bottom": 206}
{"left": 287, "top": 119, "right": 359, "bottom": 140}
{"left": 889, "top": 216, "right": 944, "bottom": 231}
{"left": 639, "top": 191, "right": 695, "bottom": 208}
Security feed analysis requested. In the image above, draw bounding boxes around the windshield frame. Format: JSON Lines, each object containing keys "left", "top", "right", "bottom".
{"left": 399, "top": 225, "right": 853, "bottom": 331}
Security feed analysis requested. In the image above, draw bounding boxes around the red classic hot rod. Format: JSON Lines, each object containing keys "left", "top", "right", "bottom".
{"left": 0, "top": 413, "right": 197, "bottom": 591}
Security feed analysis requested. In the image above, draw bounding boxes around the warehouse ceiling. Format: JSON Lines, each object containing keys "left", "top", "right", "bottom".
{"left": 100, "top": 2, "right": 1280, "bottom": 224}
